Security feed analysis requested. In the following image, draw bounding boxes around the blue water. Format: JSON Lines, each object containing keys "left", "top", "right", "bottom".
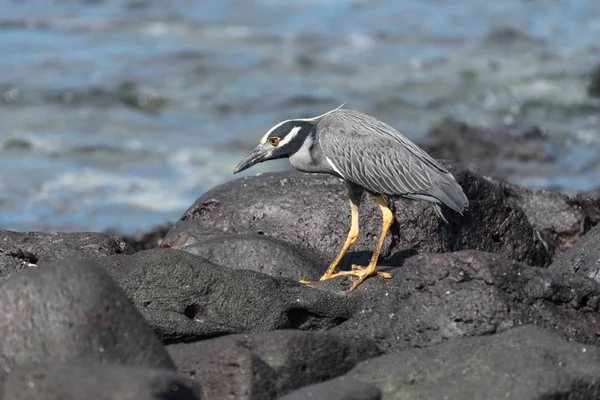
{"left": 0, "top": 0, "right": 599, "bottom": 234}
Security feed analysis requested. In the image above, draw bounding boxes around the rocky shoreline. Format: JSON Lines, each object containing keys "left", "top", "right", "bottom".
{"left": 1, "top": 160, "right": 600, "bottom": 399}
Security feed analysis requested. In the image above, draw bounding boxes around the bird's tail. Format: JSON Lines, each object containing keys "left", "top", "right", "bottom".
{"left": 429, "top": 172, "right": 469, "bottom": 214}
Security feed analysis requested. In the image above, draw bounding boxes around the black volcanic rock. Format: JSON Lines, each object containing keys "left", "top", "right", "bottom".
{"left": 95, "top": 247, "right": 600, "bottom": 354}
{"left": 2, "top": 362, "right": 202, "bottom": 400}
{"left": 320, "top": 250, "right": 600, "bottom": 353}
{"left": 550, "top": 223, "right": 600, "bottom": 282}
{"left": 0, "top": 230, "right": 133, "bottom": 281}
{"left": 491, "top": 179, "right": 600, "bottom": 255}
{"left": 163, "top": 167, "right": 551, "bottom": 271}
{"left": 165, "top": 233, "right": 325, "bottom": 281}
{"left": 167, "top": 330, "right": 380, "bottom": 398}
{"left": 0, "top": 258, "right": 173, "bottom": 371}
{"left": 280, "top": 378, "right": 382, "bottom": 400}
{"left": 336, "top": 325, "right": 600, "bottom": 400}
{"left": 422, "top": 118, "right": 557, "bottom": 179}
{"left": 98, "top": 248, "right": 357, "bottom": 342}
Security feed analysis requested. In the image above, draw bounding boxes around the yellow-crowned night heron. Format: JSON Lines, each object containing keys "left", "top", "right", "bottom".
{"left": 233, "top": 106, "right": 469, "bottom": 291}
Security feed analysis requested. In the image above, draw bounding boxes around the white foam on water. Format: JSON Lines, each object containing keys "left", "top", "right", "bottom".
{"left": 33, "top": 168, "right": 192, "bottom": 212}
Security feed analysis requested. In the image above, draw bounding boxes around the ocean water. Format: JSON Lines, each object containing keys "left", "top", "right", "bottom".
{"left": 0, "top": 0, "right": 599, "bottom": 234}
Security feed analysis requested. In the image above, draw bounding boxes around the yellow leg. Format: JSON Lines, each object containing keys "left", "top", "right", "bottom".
{"left": 329, "top": 195, "right": 393, "bottom": 291}
{"left": 299, "top": 201, "right": 359, "bottom": 284}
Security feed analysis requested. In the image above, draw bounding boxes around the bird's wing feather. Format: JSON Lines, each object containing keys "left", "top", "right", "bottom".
{"left": 318, "top": 110, "right": 469, "bottom": 212}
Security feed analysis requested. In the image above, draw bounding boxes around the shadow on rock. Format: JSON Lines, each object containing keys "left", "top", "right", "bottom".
{"left": 164, "top": 233, "right": 326, "bottom": 281}
{"left": 98, "top": 248, "right": 358, "bottom": 342}
{"left": 162, "top": 166, "right": 551, "bottom": 271}
{"left": 0, "top": 258, "right": 173, "bottom": 371}
{"left": 2, "top": 362, "right": 202, "bottom": 400}
{"left": 167, "top": 330, "right": 380, "bottom": 399}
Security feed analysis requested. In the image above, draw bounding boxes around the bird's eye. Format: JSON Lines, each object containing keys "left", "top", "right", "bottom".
{"left": 269, "top": 137, "right": 280, "bottom": 146}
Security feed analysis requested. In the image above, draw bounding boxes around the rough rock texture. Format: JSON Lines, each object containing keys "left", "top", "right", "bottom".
{"left": 421, "top": 118, "right": 557, "bottom": 178}
{"left": 492, "top": 178, "right": 600, "bottom": 254}
{"left": 167, "top": 330, "right": 380, "bottom": 399}
{"left": 339, "top": 325, "right": 600, "bottom": 400}
{"left": 2, "top": 362, "right": 202, "bottom": 400}
{"left": 319, "top": 250, "right": 600, "bottom": 353}
{"left": 0, "top": 258, "right": 173, "bottom": 371}
{"left": 97, "top": 246, "right": 600, "bottom": 353}
{"left": 0, "top": 230, "right": 133, "bottom": 281}
{"left": 166, "top": 233, "right": 325, "bottom": 281}
{"left": 99, "top": 248, "right": 357, "bottom": 342}
{"left": 279, "top": 378, "right": 382, "bottom": 400}
{"left": 163, "top": 168, "right": 551, "bottom": 270}
{"left": 550, "top": 223, "right": 600, "bottom": 282}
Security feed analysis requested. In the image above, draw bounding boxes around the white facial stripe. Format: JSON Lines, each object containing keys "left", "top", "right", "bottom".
{"left": 259, "top": 102, "right": 346, "bottom": 144}
{"left": 260, "top": 119, "right": 292, "bottom": 144}
{"left": 277, "top": 126, "right": 302, "bottom": 147}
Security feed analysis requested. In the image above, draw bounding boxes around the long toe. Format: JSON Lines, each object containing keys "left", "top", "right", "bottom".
{"left": 328, "top": 269, "right": 365, "bottom": 279}
{"left": 348, "top": 274, "right": 370, "bottom": 291}
{"left": 326, "top": 264, "right": 390, "bottom": 291}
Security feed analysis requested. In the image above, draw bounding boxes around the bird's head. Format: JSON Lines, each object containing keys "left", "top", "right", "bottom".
{"left": 232, "top": 119, "right": 316, "bottom": 174}
{"left": 232, "top": 103, "right": 345, "bottom": 174}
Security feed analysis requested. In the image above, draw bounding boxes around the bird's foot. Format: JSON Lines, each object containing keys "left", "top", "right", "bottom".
{"left": 328, "top": 265, "right": 391, "bottom": 291}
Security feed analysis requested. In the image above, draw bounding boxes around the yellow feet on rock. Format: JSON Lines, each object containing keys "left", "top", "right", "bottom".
{"left": 299, "top": 266, "right": 391, "bottom": 291}
{"left": 328, "top": 264, "right": 391, "bottom": 291}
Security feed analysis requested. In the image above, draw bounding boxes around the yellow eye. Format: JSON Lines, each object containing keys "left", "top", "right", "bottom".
{"left": 269, "top": 137, "right": 280, "bottom": 146}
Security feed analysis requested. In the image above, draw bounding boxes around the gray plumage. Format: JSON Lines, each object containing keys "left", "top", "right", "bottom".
{"left": 234, "top": 107, "right": 469, "bottom": 222}
{"left": 314, "top": 109, "right": 469, "bottom": 219}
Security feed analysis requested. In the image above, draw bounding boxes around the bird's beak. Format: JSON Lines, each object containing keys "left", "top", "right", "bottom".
{"left": 232, "top": 143, "right": 271, "bottom": 174}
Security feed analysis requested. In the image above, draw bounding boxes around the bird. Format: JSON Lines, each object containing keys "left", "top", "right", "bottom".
{"left": 232, "top": 105, "right": 469, "bottom": 291}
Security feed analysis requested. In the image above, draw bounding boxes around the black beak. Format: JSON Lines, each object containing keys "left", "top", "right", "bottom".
{"left": 232, "top": 144, "right": 271, "bottom": 174}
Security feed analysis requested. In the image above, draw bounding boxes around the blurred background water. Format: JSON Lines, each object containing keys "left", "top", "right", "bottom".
{"left": 0, "top": 0, "right": 599, "bottom": 234}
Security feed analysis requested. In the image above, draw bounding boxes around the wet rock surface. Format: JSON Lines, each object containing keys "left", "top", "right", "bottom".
{"left": 0, "top": 230, "right": 133, "bottom": 281}
{"left": 165, "top": 233, "right": 325, "bottom": 281}
{"left": 163, "top": 167, "right": 551, "bottom": 270}
{"left": 335, "top": 325, "right": 600, "bottom": 400}
{"left": 167, "top": 330, "right": 380, "bottom": 399}
{"left": 550, "top": 223, "right": 600, "bottom": 282}
{"left": 0, "top": 258, "right": 173, "bottom": 371}
{"left": 2, "top": 362, "right": 202, "bottom": 400}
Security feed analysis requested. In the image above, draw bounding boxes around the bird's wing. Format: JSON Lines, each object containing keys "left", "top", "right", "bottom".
{"left": 318, "top": 110, "right": 469, "bottom": 212}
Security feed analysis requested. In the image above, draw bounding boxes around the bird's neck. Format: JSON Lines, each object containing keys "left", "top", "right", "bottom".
{"left": 289, "top": 132, "right": 322, "bottom": 172}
